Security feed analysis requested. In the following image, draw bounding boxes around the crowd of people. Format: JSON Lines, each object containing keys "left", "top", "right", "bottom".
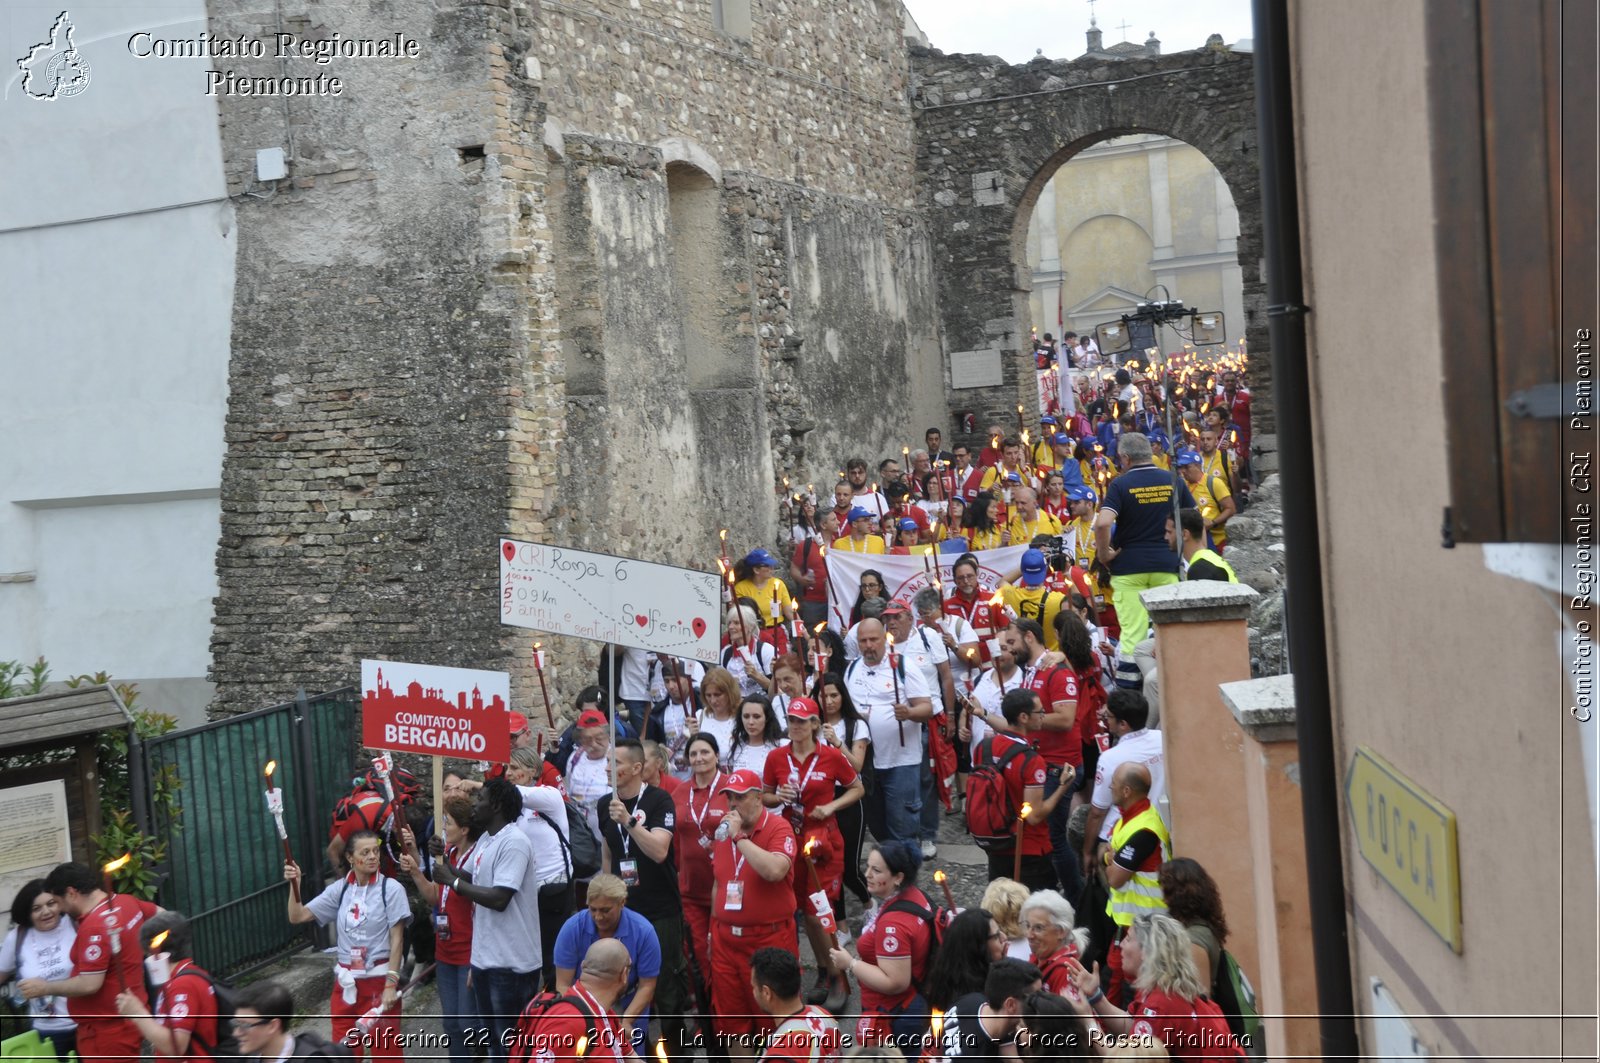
{"left": 0, "top": 360, "right": 1259, "bottom": 1062}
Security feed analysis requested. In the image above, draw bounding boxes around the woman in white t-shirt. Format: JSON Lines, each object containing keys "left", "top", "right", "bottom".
{"left": 0, "top": 881, "right": 77, "bottom": 1058}
{"left": 724, "top": 693, "right": 787, "bottom": 774}
{"left": 685, "top": 666, "right": 742, "bottom": 762}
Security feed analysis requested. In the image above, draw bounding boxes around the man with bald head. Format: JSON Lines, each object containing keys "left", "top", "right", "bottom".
{"left": 1103, "top": 761, "right": 1171, "bottom": 930}
{"left": 844, "top": 617, "right": 934, "bottom": 844}
{"left": 519, "top": 938, "right": 644, "bottom": 1061}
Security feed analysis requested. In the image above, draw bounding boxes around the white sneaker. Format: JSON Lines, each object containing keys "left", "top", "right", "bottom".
{"left": 921, "top": 840, "right": 938, "bottom": 859}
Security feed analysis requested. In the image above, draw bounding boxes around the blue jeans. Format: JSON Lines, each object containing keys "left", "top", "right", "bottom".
{"left": 875, "top": 763, "right": 923, "bottom": 844}
{"left": 1045, "top": 765, "right": 1083, "bottom": 900}
{"left": 436, "top": 961, "right": 475, "bottom": 1063}
{"left": 471, "top": 965, "right": 539, "bottom": 1062}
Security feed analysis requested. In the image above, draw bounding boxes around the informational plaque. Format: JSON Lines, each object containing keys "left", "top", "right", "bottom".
{"left": 0, "top": 780, "right": 72, "bottom": 906}
{"left": 949, "top": 347, "right": 1004, "bottom": 389}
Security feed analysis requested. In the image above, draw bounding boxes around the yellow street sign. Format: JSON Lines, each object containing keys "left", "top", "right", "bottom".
{"left": 1344, "top": 746, "right": 1462, "bottom": 952}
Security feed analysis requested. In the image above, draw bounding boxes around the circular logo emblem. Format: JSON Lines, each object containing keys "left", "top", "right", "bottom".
{"left": 44, "top": 50, "right": 90, "bottom": 97}
{"left": 171, "top": 1003, "right": 190, "bottom": 1019}
{"left": 84, "top": 945, "right": 102, "bottom": 962}
{"left": 1132, "top": 1019, "right": 1154, "bottom": 1038}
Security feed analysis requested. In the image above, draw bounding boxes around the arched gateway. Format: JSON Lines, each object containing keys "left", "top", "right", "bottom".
{"left": 912, "top": 42, "right": 1268, "bottom": 439}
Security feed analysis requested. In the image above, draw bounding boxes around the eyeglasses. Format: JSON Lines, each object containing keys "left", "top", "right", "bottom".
{"left": 231, "top": 1018, "right": 273, "bottom": 1030}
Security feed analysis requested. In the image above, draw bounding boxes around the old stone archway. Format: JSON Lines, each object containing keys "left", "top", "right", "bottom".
{"left": 911, "top": 44, "right": 1267, "bottom": 440}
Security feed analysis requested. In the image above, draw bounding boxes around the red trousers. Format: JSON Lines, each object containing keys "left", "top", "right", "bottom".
{"left": 75, "top": 1019, "right": 143, "bottom": 1063}
{"left": 684, "top": 901, "right": 714, "bottom": 992}
{"left": 330, "top": 975, "right": 405, "bottom": 1060}
{"left": 711, "top": 920, "right": 797, "bottom": 1039}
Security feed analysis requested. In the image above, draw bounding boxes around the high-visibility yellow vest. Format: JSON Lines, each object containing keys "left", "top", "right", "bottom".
{"left": 1187, "top": 548, "right": 1239, "bottom": 583}
{"left": 1106, "top": 804, "right": 1172, "bottom": 926}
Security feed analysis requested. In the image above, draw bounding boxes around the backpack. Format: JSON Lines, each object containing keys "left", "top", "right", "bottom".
{"left": 331, "top": 790, "right": 400, "bottom": 840}
{"left": 508, "top": 991, "right": 599, "bottom": 1063}
{"left": 1210, "top": 948, "right": 1262, "bottom": 1046}
{"left": 881, "top": 896, "right": 954, "bottom": 988}
{"left": 291, "top": 1030, "right": 355, "bottom": 1059}
{"left": 179, "top": 967, "right": 243, "bottom": 1060}
{"left": 965, "top": 737, "right": 1031, "bottom": 852}
{"left": 1189, "top": 995, "right": 1248, "bottom": 1059}
{"left": 534, "top": 802, "right": 601, "bottom": 881}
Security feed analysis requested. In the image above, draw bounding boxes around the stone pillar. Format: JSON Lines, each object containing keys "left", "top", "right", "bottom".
{"left": 1219, "top": 674, "right": 1317, "bottom": 1062}
{"left": 1140, "top": 581, "right": 1260, "bottom": 986}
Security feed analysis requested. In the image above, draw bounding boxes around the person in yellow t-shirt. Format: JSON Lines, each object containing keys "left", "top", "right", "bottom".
{"left": 1061, "top": 486, "right": 1100, "bottom": 570}
{"left": 1006, "top": 486, "right": 1063, "bottom": 545}
{"left": 965, "top": 492, "right": 1007, "bottom": 551}
{"left": 1148, "top": 428, "right": 1173, "bottom": 471}
{"left": 733, "top": 548, "right": 796, "bottom": 630}
{"left": 833, "top": 506, "right": 887, "bottom": 554}
{"left": 1197, "top": 426, "right": 1238, "bottom": 497}
{"left": 1031, "top": 416, "right": 1061, "bottom": 468}
{"left": 997, "top": 548, "right": 1068, "bottom": 650}
{"left": 979, "top": 437, "right": 1030, "bottom": 494}
{"left": 1176, "top": 449, "right": 1237, "bottom": 551}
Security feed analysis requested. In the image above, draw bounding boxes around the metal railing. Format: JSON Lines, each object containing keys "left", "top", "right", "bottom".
{"left": 140, "top": 687, "right": 362, "bottom": 977}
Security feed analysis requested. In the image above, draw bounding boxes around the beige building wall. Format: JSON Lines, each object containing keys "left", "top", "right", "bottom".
{"left": 1293, "top": 1, "right": 1596, "bottom": 1058}
{"left": 1024, "top": 135, "right": 1244, "bottom": 354}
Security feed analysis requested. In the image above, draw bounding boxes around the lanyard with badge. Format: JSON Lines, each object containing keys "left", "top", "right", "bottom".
{"left": 616, "top": 784, "right": 648, "bottom": 887}
{"left": 343, "top": 878, "right": 377, "bottom": 971}
{"left": 434, "top": 841, "right": 474, "bottom": 941}
{"left": 692, "top": 773, "right": 724, "bottom": 850}
{"left": 725, "top": 814, "right": 761, "bottom": 911}
{"left": 784, "top": 752, "right": 827, "bottom": 829}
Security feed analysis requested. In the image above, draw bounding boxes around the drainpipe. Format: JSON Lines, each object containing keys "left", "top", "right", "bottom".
{"left": 1250, "top": 1, "right": 1360, "bottom": 1059}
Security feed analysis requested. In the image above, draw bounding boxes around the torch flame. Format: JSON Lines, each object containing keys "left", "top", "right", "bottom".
{"left": 1019, "top": 802, "right": 1033, "bottom": 821}
{"left": 931, "top": 1009, "right": 945, "bottom": 1040}
{"left": 719, "top": 528, "right": 728, "bottom": 543}
{"left": 149, "top": 929, "right": 170, "bottom": 953}
{"left": 988, "top": 590, "right": 1005, "bottom": 609}
{"left": 533, "top": 641, "right": 542, "bottom": 652}
{"left": 655, "top": 1039, "right": 668, "bottom": 1063}
{"left": 264, "top": 760, "right": 277, "bottom": 779}
{"left": 804, "top": 837, "right": 818, "bottom": 857}
{"left": 576, "top": 1035, "right": 590, "bottom": 1058}
{"left": 933, "top": 869, "right": 947, "bottom": 884}
{"left": 103, "top": 853, "right": 132, "bottom": 875}
{"left": 813, "top": 621, "right": 828, "bottom": 634}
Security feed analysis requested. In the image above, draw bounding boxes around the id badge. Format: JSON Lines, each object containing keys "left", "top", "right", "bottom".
{"left": 619, "top": 859, "right": 640, "bottom": 887}
{"left": 724, "top": 880, "right": 745, "bottom": 910}
{"left": 349, "top": 946, "right": 369, "bottom": 973}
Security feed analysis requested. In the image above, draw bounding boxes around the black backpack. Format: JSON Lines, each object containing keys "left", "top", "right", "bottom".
{"left": 180, "top": 967, "right": 243, "bottom": 1060}
{"left": 508, "top": 991, "right": 600, "bottom": 1063}
{"left": 291, "top": 1030, "right": 355, "bottom": 1059}
{"left": 534, "top": 803, "right": 601, "bottom": 881}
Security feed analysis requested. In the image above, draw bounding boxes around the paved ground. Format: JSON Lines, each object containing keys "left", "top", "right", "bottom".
{"left": 295, "top": 803, "right": 998, "bottom": 1057}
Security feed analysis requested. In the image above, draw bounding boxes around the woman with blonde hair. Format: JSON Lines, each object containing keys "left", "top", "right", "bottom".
{"left": 687, "top": 666, "right": 742, "bottom": 757}
{"left": 979, "top": 878, "right": 1032, "bottom": 961}
{"left": 1069, "top": 912, "right": 1244, "bottom": 1060}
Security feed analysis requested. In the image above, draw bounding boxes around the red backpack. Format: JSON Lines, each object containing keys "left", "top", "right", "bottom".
{"left": 965, "top": 737, "right": 1031, "bottom": 851}
{"left": 507, "top": 991, "right": 601, "bottom": 1063}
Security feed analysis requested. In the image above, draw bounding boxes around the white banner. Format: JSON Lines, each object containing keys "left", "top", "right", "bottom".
{"left": 824, "top": 545, "right": 1029, "bottom": 632}
{"left": 499, "top": 539, "right": 722, "bottom": 661}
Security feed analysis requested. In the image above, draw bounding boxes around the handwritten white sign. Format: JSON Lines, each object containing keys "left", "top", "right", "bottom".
{"left": 499, "top": 539, "right": 722, "bottom": 661}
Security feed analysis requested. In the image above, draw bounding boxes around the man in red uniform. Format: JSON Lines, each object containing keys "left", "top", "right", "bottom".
{"left": 790, "top": 515, "right": 834, "bottom": 630}
{"left": 115, "top": 912, "right": 221, "bottom": 1060}
{"left": 944, "top": 554, "right": 1002, "bottom": 670}
{"left": 982, "top": 689, "right": 1069, "bottom": 892}
{"left": 21, "top": 862, "right": 162, "bottom": 1063}
{"left": 710, "top": 769, "right": 798, "bottom": 1060}
{"left": 750, "top": 948, "right": 842, "bottom": 1063}
{"left": 514, "top": 938, "right": 641, "bottom": 1062}
{"left": 1014, "top": 616, "right": 1085, "bottom": 898}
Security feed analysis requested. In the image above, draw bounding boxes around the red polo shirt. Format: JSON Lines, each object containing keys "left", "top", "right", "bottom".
{"left": 711, "top": 810, "right": 796, "bottom": 925}
{"left": 68, "top": 893, "right": 159, "bottom": 1024}
{"left": 1025, "top": 664, "right": 1082, "bottom": 767}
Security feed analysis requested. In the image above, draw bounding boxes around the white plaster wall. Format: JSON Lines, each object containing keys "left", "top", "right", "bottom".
{"left": 0, "top": 2, "right": 231, "bottom": 724}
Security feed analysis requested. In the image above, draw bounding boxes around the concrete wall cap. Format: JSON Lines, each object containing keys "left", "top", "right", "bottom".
{"left": 1141, "top": 579, "right": 1259, "bottom": 621}
{"left": 1220, "top": 673, "right": 1297, "bottom": 741}
{"left": 656, "top": 137, "right": 723, "bottom": 184}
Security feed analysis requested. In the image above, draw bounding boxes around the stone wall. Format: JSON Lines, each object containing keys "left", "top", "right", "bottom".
{"left": 911, "top": 43, "right": 1270, "bottom": 445}
{"left": 209, "top": 0, "right": 561, "bottom": 712}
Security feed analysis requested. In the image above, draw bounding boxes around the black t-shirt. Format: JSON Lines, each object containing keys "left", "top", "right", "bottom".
{"left": 596, "top": 784, "right": 679, "bottom": 919}
{"left": 1102, "top": 464, "right": 1194, "bottom": 576}
{"left": 933, "top": 993, "right": 1011, "bottom": 1059}
{"left": 1187, "top": 557, "right": 1232, "bottom": 582}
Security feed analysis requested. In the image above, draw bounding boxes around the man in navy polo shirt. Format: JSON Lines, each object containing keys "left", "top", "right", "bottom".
{"left": 1092, "top": 433, "right": 1195, "bottom": 688}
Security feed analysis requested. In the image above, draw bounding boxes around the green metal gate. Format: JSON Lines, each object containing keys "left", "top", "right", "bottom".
{"left": 141, "top": 688, "right": 362, "bottom": 977}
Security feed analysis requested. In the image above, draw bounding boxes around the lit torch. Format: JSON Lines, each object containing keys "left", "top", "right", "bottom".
{"left": 264, "top": 761, "right": 299, "bottom": 902}
{"left": 102, "top": 854, "right": 131, "bottom": 990}
{"left": 801, "top": 838, "right": 841, "bottom": 948}
{"left": 933, "top": 868, "right": 956, "bottom": 911}
{"left": 1014, "top": 802, "right": 1032, "bottom": 881}
{"left": 102, "top": 853, "right": 131, "bottom": 896}
{"left": 811, "top": 621, "right": 829, "bottom": 678}
{"left": 655, "top": 1039, "right": 668, "bottom": 1063}
{"left": 576, "top": 1035, "right": 590, "bottom": 1058}
{"left": 931, "top": 1008, "right": 945, "bottom": 1048}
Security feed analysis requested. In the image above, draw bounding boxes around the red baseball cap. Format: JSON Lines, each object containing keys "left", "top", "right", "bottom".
{"left": 719, "top": 769, "right": 765, "bottom": 795}
{"left": 575, "top": 708, "right": 608, "bottom": 729}
{"left": 509, "top": 712, "right": 529, "bottom": 735}
{"left": 786, "top": 697, "right": 820, "bottom": 721}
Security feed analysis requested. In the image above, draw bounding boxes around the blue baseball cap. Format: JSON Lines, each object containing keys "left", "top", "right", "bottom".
{"left": 1020, "top": 548, "right": 1048, "bottom": 586}
{"left": 897, "top": 517, "right": 919, "bottom": 532}
{"left": 1175, "top": 449, "right": 1202, "bottom": 467}
{"left": 1148, "top": 428, "right": 1170, "bottom": 447}
{"left": 1005, "top": 471, "right": 1023, "bottom": 484}
{"left": 1051, "top": 432, "right": 1073, "bottom": 445}
{"left": 744, "top": 548, "right": 778, "bottom": 568}
{"left": 1040, "top": 415, "right": 1058, "bottom": 426}
{"left": 847, "top": 506, "right": 874, "bottom": 522}
{"left": 1067, "top": 486, "right": 1097, "bottom": 503}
